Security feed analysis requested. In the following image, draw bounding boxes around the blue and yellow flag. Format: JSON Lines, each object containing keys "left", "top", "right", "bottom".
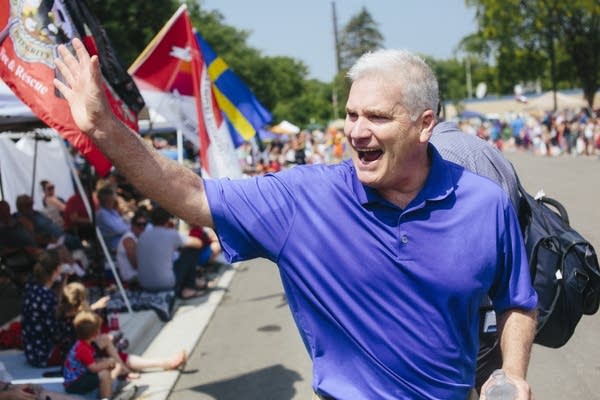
{"left": 195, "top": 33, "right": 272, "bottom": 147}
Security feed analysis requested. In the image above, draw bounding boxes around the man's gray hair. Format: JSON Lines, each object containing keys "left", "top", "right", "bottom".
{"left": 347, "top": 49, "right": 439, "bottom": 121}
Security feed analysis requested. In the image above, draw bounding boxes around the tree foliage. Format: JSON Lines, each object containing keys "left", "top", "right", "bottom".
{"left": 86, "top": 0, "right": 179, "bottom": 67}
{"left": 338, "top": 7, "right": 384, "bottom": 71}
{"left": 332, "top": 7, "right": 385, "bottom": 119}
{"left": 466, "top": 0, "right": 600, "bottom": 108}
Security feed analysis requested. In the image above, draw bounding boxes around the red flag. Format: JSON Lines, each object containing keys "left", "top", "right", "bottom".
{"left": 0, "top": 0, "right": 142, "bottom": 176}
{"left": 130, "top": 6, "right": 241, "bottom": 178}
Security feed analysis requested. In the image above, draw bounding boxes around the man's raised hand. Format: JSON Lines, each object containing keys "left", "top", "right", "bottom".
{"left": 53, "top": 38, "right": 111, "bottom": 135}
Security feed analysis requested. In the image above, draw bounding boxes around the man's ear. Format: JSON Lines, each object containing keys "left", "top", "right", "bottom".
{"left": 419, "top": 109, "right": 436, "bottom": 143}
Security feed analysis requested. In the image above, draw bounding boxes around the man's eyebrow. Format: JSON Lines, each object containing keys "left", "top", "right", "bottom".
{"left": 363, "top": 107, "right": 394, "bottom": 117}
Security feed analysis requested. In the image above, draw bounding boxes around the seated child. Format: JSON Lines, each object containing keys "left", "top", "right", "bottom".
{"left": 58, "top": 282, "right": 187, "bottom": 379}
{"left": 63, "top": 310, "right": 129, "bottom": 399}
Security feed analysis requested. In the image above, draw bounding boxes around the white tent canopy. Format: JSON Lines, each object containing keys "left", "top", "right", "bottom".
{"left": 0, "top": 80, "right": 39, "bottom": 126}
{"left": 525, "top": 91, "right": 588, "bottom": 111}
{"left": 271, "top": 120, "right": 301, "bottom": 135}
{"left": 0, "top": 130, "right": 74, "bottom": 211}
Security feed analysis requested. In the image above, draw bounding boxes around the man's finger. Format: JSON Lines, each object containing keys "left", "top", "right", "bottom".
{"left": 56, "top": 44, "right": 81, "bottom": 80}
{"left": 53, "top": 58, "right": 74, "bottom": 86}
{"left": 72, "top": 37, "right": 91, "bottom": 67}
{"left": 89, "top": 55, "right": 103, "bottom": 87}
{"left": 53, "top": 78, "right": 72, "bottom": 101}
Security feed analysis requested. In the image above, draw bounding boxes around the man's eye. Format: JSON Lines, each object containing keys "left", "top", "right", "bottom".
{"left": 370, "top": 115, "right": 389, "bottom": 122}
{"left": 346, "top": 112, "right": 358, "bottom": 120}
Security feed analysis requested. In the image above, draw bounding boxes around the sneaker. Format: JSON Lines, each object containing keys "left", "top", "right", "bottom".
{"left": 112, "top": 385, "right": 138, "bottom": 400}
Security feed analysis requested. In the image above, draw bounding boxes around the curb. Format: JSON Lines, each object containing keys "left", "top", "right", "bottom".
{"left": 122, "top": 264, "right": 237, "bottom": 399}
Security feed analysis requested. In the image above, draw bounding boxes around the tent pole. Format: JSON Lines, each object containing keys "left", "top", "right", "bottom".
{"left": 0, "top": 160, "right": 4, "bottom": 200}
{"left": 30, "top": 131, "right": 39, "bottom": 198}
{"left": 58, "top": 138, "right": 133, "bottom": 313}
{"left": 176, "top": 128, "right": 184, "bottom": 165}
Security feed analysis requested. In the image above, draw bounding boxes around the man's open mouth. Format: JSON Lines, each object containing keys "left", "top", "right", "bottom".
{"left": 358, "top": 149, "right": 383, "bottom": 163}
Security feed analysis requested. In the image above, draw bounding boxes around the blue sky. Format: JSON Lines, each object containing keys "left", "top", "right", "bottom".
{"left": 200, "top": 0, "right": 478, "bottom": 82}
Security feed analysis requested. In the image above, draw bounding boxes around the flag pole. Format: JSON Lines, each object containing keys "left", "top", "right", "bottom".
{"left": 30, "top": 131, "right": 39, "bottom": 198}
{"left": 58, "top": 136, "right": 133, "bottom": 313}
{"left": 0, "top": 159, "right": 4, "bottom": 200}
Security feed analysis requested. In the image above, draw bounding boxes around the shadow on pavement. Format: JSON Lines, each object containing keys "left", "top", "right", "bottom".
{"left": 187, "top": 364, "right": 304, "bottom": 400}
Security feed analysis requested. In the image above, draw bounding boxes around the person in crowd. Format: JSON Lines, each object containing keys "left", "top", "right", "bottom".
{"left": 40, "top": 180, "right": 66, "bottom": 227}
{"left": 21, "top": 249, "right": 64, "bottom": 367}
{"left": 55, "top": 39, "right": 537, "bottom": 399}
{"left": 63, "top": 187, "right": 96, "bottom": 243}
{"left": 96, "top": 186, "right": 129, "bottom": 255}
{"left": 0, "top": 380, "right": 78, "bottom": 400}
{"left": 62, "top": 310, "right": 135, "bottom": 399}
{"left": 57, "top": 282, "right": 187, "bottom": 381}
{"left": 13, "top": 195, "right": 82, "bottom": 256}
{"left": 187, "top": 225, "right": 223, "bottom": 287}
{"left": 136, "top": 207, "right": 205, "bottom": 299}
{"left": 0, "top": 200, "right": 40, "bottom": 278}
{"left": 115, "top": 210, "right": 148, "bottom": 284}
{"left": 430, "top": 119, "right": 522, "bottom": 394}
{"left": 13, "top": 194, "right": 63, "bottom": 249}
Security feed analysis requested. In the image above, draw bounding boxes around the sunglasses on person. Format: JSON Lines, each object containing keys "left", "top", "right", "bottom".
{"left": 133, "top": 220, "right": 148, "bottom": 227}
{"left": 46, "top": 185, "right": 55, "bottom": 191}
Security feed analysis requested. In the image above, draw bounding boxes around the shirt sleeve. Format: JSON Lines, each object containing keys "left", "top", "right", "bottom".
{"left": 204, "top": 174, "right": 297, "bottom": 263}
{"left": 75, "top": 342, "right": 96, "bottom": 367}
{"left": 489, "top": 201, "right": 538, "bottom": 314}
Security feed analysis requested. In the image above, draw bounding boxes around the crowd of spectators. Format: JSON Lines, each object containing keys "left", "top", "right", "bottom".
{"left": 0, "top": 147, "right": 223, "bottom": 389}
{"left": 455, "top": 108, "right": 600, "bottom": 158}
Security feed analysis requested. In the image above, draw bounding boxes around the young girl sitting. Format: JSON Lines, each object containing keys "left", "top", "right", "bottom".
{"left": 57, "top": 282, "right": 186, "bottom": 379}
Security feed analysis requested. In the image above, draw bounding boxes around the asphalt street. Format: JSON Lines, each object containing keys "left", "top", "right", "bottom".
{"left": 170, "top": 151, "right": 600, "bottom": 400}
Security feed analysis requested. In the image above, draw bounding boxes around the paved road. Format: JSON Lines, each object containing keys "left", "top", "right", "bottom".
{"left": 170, "top": 151, "right": 600, "bottom": 400}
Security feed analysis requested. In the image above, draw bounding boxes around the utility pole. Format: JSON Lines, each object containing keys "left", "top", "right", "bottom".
{"left": 332, "top": 1, "right": 341, "bottom": 75}
{"left": 465, "top": 57, "right": 473, "bottom": 99}
{"left": 331, "top": 1, "right": 341, "bottom": 120}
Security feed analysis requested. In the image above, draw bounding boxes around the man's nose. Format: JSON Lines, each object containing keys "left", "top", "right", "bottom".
{"left": 348, "top": 117, "right": 371, "bottom": 140}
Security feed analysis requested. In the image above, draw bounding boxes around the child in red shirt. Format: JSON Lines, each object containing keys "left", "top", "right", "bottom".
{"left": 63, "top": 310, "right": 129, "bottom": 399}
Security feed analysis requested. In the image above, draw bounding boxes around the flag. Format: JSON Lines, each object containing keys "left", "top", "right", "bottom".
{"left": 130, "top": 5, "right": 257, "bottom": 178}
{"left": 0, "top": 0, "right": 144, "bottom": 177}
{"left": 195, "top": 33, "right": 272, "bottom": 148}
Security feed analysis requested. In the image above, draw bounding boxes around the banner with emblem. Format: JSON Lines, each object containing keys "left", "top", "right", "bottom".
{"left": 0, "top": 0, "right": 144, "bottom": 177}
{"left": 129, "top": 5, "right": 247, "bottom": 179}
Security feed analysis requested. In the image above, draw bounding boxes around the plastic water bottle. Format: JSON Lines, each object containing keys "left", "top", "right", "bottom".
{"left": 485, "top": 369, "right": 516, "bottom": 400}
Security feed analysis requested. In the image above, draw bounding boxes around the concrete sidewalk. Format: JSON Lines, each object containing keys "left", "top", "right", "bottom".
{"left": 125, "top": 264, "right": 237, "bottom": 399}
{"left": 0, "top": 263, "right": 237, "bottom": 399}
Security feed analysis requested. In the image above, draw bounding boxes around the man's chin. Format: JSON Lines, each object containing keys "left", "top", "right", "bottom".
{"left": 355, "top": 169, "right": 381, "bottom": 188}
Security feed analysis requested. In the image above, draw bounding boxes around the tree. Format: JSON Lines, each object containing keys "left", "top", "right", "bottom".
{"left": 88, "top": 0, "right": 335, "bottom": 127}
{"left": 559, "top": 1, "right": 600, "bottom": 108}
{"left": 332, "top": 7, "right": 385, "bottom": 119}
{"left": 466, "top": 0, "right": 600, "bottom": 109}
{"left": 86, "top": 0, "right": 180, "bottom": 66}
{"left": 338, "top": 7, "right": 384, "bottom": 72}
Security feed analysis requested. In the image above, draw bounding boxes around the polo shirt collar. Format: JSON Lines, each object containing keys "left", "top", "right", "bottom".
{"left": 348, "top": 144, "right": 455, "bottom": 209}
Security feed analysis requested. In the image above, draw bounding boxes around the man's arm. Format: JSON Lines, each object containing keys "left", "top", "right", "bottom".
{"left": 481, "top": 308, "right": 537, "bottom": 400}
{"left": 53, "top": 38, "right": 213, "bottom": 228}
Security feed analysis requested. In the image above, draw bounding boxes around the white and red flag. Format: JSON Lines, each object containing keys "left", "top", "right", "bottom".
{"left": 0, "top": 0, "right": 144, "bottom": 176}
{"left": 129, "top": 5, "right": 242, "bottom": 178}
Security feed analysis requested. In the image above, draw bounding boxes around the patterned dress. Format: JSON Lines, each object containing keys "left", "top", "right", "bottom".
{"left": 21, "top": 281, "right": 60, "bottom": 367}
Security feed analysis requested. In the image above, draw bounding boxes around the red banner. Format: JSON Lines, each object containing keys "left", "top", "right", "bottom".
{"left": 0, "top": 0, "right": 142, "bottom": 176}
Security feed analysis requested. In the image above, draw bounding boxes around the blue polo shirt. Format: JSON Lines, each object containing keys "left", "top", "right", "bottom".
{"left": 204, "top": 146, "right": 537, "bottom": 400}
